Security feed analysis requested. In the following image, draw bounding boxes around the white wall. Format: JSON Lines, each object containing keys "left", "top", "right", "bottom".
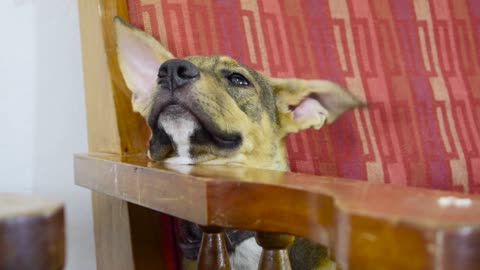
{"left": 0, "top": 1, "right": 35, "bottom": 193}
{"left": 0, "top": 1, "right": 96, "bottom": 269}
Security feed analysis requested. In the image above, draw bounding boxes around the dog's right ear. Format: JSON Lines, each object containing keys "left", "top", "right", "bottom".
{"left": 114, "top": 17, "right": 174, "bottom": 116}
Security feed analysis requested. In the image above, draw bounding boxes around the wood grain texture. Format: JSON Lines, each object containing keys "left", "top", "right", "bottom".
{"left": 78, "top": 0, "right": 148, "bottom": 155}
{"left": 0, "top": 193, "right": 65, "bottom": 270}
{"left": 75, "top": 153, "right": 480, "bottom": 270}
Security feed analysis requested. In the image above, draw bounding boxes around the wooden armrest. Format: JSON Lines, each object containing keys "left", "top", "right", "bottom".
{"left": 74, "top": 153, "right": 480, "bottom": 268}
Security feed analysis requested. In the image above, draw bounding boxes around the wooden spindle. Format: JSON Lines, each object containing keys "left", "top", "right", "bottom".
{"left": 196, "top": 226, "right": 231, "bottom": 270}
{"left": 256, "top": 232, "right": 294, "bottom": 270}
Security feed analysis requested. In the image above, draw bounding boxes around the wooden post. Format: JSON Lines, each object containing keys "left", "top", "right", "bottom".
{"left": 256, "top": 232, "right": 294, "bottom": 270}
{"left": 77, "top": 0, "right": 167, "bottom": 268}
{"left": 196, "top": 226, "right": 231, "bottom": 270}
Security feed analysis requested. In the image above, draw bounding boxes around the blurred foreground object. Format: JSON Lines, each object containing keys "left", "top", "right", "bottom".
{"left": 0, "top": 193, "right": 65, "bottom": 270}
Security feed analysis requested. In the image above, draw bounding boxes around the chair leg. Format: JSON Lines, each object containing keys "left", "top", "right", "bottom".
{"left": 256, "top": 232, "right": 294, "bottom": 270}
{"left": 196, "top": 226, "right": 231, "bottom": 270}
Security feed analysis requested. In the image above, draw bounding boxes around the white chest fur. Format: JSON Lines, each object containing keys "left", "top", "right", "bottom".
{"left": 230, "top": 237, "right": 262, "bottom": 270}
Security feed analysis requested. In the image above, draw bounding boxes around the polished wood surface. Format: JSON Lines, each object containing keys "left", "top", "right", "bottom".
{"left": 256, "top": 232, "right": 294, "bottom": 270}
{"left": 0, "top": 193, "right": 65, "bottom": 270}
{"left": 75, "top": 153, "right": 480, "bottom": 269}
{"left": 196, "top": 227, "right": 231, "bottom": 270}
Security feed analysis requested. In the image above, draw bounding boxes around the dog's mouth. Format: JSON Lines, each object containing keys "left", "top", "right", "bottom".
{"left": 157, "top": 103, "right": 242, "bottom": 149}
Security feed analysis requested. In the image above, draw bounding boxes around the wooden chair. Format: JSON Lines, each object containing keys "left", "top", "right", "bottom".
{"left": 75, "top": 0, "right": 480, "bottom": 269}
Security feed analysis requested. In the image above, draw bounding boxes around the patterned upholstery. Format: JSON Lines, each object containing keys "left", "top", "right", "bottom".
{"left": 125, "top": 1, "right": 480, "bottom": 268}
{"left": 128, "top": 0, "right": 480, "bottom": 194}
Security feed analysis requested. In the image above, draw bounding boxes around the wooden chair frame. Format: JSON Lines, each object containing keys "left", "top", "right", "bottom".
{"left": 76, "top": 0, "right": 480, "bottom": 269}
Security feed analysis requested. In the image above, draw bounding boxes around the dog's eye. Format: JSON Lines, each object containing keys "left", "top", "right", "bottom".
{"left": 228, "top": 73, "right": 250, "bottom": 86}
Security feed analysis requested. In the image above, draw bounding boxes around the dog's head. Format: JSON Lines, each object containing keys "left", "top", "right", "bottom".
{"left": 114, "top": 18, "right": 365, "bottom": 169}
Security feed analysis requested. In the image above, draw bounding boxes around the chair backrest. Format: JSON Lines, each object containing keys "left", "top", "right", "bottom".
{"left": 126, "top": 0, "right": 480, "bottom": 194}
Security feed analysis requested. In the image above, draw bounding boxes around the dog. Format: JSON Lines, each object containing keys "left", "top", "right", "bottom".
{"left": 114, "top": 17, "right": 365, "bottom": 270}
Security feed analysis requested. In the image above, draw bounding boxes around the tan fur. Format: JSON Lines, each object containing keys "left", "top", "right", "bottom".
{"left": 114, "top": 17, "right": 365, "bottom": 270}
{"left": 271, "top": 78, "right": 366, "bottom": 135}
{"left": 184, "top": 59, "right": 285, "bottom": 169}
{"left": 115, "top": 19, "right": 364, "bottom": 170}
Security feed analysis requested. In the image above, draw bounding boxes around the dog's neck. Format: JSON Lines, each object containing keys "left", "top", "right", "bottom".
{"left": 251, "top": 140, "right": 290, "bottom": 171}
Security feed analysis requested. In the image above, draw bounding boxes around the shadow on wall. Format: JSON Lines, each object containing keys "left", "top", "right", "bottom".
{"left": 32, "top": 0, "right": 96, "bottom": 269}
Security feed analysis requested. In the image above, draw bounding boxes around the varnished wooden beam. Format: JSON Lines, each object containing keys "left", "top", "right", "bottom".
{"left": 75, "top": 153, "right": 480, "bottom": 270}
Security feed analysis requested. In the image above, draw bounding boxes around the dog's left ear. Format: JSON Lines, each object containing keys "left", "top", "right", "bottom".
{"left": 114, "top": 17, "right": 174, "bottom": 116}
{"left": 270, "top": 78, "right": 366, "bottom": 135}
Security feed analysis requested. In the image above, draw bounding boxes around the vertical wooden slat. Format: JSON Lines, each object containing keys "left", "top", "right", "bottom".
{"left": 77, "top": 0, "right": 168, "bottom": 269}
{"left": 78, "top": 0, "right": 149, "bottom": 155}
{"left": 77, "top": 0, "right": 137, "bottom": 266}
{"left": 91, "top": 192, "right": 135, "bottom": 270}
{"left": 78, "top": 0, "right": 123, "bottom": 154}
{"left": 98, "top": 0, "right": 150, "bottom": 155}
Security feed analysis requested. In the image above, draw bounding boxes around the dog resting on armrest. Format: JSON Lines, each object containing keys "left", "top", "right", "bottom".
{"left": 114, "top": 17, "right": 365, "bottom": 270}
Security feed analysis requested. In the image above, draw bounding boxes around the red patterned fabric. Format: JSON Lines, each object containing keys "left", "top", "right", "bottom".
{"left": 127, "top": 0, "right": 480, "bottom": 192}
{"left": 125, "top": 1, "right": 480, "bottom": 269}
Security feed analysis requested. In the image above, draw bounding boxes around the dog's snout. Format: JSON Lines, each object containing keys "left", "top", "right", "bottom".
{"left": 158, "top": 59, "right": 199, "bottom": 90}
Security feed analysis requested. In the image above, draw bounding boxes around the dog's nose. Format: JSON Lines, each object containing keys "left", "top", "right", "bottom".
{"left": 158, "top": 59, "right": 199, "bottom": 90}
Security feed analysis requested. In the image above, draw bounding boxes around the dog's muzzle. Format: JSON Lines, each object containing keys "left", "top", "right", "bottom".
{"left": 149, "top": 58, "right": 243, "bottom": 156}
{"left": 158, "top": 59, "right": 200, "bottom": 90}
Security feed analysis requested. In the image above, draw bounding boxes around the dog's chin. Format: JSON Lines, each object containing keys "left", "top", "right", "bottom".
{"left": 158, "top": 104, "right": 197, "bottom": 123}
{"left": 157, "top": 104, "right": 243, "bottom": 150}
